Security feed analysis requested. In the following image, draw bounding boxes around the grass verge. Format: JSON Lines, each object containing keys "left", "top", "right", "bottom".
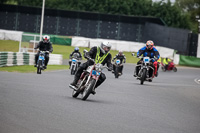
{"left": 0, "top": 40, "right": 139, "bottom": 63}
{"left": 0, "top": 65, "right": 68, "bottom": 73}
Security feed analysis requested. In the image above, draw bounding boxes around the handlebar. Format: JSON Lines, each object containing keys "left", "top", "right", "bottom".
{"left": 137, "top": 56, "right": 157, "bottom": 61}
{"left": 39, "top": 50, "right": 50, "bottom": 53}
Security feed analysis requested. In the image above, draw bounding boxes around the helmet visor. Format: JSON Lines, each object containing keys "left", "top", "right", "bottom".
{"left": 147, "top": 44, "right": 153, "bottom": 49}
{"left": 44, "top": 38, "right": 48, "bottom": 43}
{"left": 103, "top": 46, "right": 111, "bottom": 52}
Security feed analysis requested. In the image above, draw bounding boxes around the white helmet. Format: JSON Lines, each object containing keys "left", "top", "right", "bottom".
{"left": 100, "top": 41, "right": 112, "bottom": 54}
{"left": 42, "top": 35, "right": 50, "bottom": 43}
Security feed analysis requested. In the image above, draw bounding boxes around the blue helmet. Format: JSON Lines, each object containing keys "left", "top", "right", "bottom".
{"left": 74, "top": 47, "right": 79, "bottom": 52}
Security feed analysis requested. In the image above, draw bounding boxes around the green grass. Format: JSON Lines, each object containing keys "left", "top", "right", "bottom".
{"left": 0, "top": 40, "right": 139, "bottom": 63}
{"left": 0, "top": 40, "right": 19, "bottom": 52}
{"left": 0, "top": 65, "right": 68, "bottom": 73}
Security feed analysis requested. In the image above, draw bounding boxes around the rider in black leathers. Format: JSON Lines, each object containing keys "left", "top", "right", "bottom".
{"left": 112, "top": 51, "right": 126, "bottom": 74}
{"left": 69, "top": 42, "right": 112, "bottom": 94}
{"left": 34, "top": 35, "right": 53, "bottom": 69}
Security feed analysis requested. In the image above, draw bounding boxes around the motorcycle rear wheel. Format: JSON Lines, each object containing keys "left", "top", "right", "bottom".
{"left": 72, "top": 89, "right": 81, "bottom": 98}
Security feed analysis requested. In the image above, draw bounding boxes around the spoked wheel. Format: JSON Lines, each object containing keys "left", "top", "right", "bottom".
{"left": 161, "top": 66, "right": 166, "bottom": 72}
{"left": 72, "top": 79, "right": 84, "bottom": 98}
{"left": 37, "top": 60, "right": 42, "bottom": 74}
{"left": 72, "top": 89, "right": 81, "bottom": 98}
{"left": 115, "top": 67, "right": 119, "bottom": 78}
{"left": 82, "top": 79, "right": 96, "bottom": 101}
{"left": 71, "top": 66, "right": 75, "bottom": 75}
{"left": 173, "top": 67, "right": 177, "bottom": 72}
{"left": 140, "top": 69, "right": 147, "bottom": 85}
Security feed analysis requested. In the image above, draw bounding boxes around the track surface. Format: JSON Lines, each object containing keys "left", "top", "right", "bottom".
{"left": 0, "top": 64, "right": 200, "bottom": 133}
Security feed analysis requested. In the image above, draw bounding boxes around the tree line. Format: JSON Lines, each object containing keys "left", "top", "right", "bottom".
{"left": 1, "top": 0, "right": 199, "bottom": 33}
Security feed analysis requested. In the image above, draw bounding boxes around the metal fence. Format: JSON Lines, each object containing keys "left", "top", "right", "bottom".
{"left": 0, "top": 4, "right": 196, "bottom": 55}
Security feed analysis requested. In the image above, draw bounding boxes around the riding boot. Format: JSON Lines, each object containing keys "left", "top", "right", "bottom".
{"left": 70, "top": 76, "right": 79, "bottom": 87}
{"left": 134, "top": 66, "right": 139, "bottom": 77}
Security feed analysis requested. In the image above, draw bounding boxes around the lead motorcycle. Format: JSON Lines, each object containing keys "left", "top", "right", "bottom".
{"left": 70, "top": 50, "right": 110, "bottom": 101}
{"left": 135, "top": 56, "right": 156, "bottom": 85}
{"left": 36, "top": 51, "right": 48, "bottom": 74}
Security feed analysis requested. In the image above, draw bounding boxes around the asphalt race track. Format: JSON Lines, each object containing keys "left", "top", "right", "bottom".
{"left": 0, "top": 64, "right": 200, "bottom": 133}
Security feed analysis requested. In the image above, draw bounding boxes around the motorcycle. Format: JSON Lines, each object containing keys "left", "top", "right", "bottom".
{"left": 70, "top": 50, "right": 110, "bottom": 101}
{"left": 113, "top": 59, "right": 122, "bottom": 78}
{"left": 70, "top": 53, "right": 81, "bottom": 75}
{"left": 136, "top": 56, "right": 156, "bottom": 85}
{"left": 36, "top": 51, "right": 47, "bottom": 74}
{"left": 161, "top": 61, "right": 177, "bottom": 72}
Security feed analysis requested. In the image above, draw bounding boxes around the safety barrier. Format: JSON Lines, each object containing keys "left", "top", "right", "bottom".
{"left": 179, "top": 55, "right": 200, "bottom": 67}
{"left": 0, "top": 29, "right": 23, "bottom": 41}
{"left": 0, "top": 52, "right": 63, "bottom": 67}
{"left": 71, "top": 36, "right": 175, "bottom": 59}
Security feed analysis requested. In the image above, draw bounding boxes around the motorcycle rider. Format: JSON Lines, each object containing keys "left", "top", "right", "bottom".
{"left": 112, "top": 51, "right": 126, "bottom": 75}
{"left": 34, "top": 35, "right": 53, "bottom": 69}
{"left": 69, "top": 41, "right": 113, "bottom": 94}
{"left": 163, "top": 57, "right": 171, "bottom": 70}
{"left": 134, "top": 40, "right": 160, "bottom": 79}
{"left": 69, "top": 47, "right": 82, "bottom": 69}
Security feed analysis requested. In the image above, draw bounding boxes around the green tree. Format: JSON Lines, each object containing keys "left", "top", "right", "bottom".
{"left": 150, "top": 0, "right": 191, "bottom": 29}
{"left": 175, "top": 0, "right": 200, "bottom": 32}
{"left": 3, "top": 0, "right": 193, "bottom": 30}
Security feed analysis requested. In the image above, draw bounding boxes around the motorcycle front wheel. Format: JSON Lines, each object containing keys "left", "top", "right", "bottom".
{"left": 82, "top": 79, "right": 96, "bottom": 100}
{"left": 140, "top": 69, "right": 147, "bottom": 85}
{"left": 37, "top": 60, "right": 42, "bottom": 74}
{"left": 161, "top": 66, "right": 166, "bottom": 72}
{"left": 115, "top": 67, "right": 119, "bottom": 78}
{"left": 173, "top": 67, "right": 177, "bottom": 72}
{"left": 71, "top": 66, "right": 75, "bottom": 75}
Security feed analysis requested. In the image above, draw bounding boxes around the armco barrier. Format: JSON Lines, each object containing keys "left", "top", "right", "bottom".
{"left": 179, "top": 55, "right": 200, "bottom": 67}
{"left": 71, "top": 36, "right": 175, "bottom": 59}
{"left": 0, "top": 52, "right": 63, "bottom": 67}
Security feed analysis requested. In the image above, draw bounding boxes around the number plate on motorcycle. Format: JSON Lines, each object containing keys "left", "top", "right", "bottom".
{"left": 72, "top": 59, "right": 77, "bottom": 62}
{"left": 143, "top": 57, "right": 150, "bottom": 63}
{"left": 116, "top": 60, "right": 120, "bottom": 64}
{"left": 39, "top": 56, "right": 44, "bottom": 60}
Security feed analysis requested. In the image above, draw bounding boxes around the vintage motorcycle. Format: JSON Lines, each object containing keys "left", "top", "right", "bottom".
{"left": 70, "top": 53, "right": 81, "bottom": 75}
{"left": 70, "top": 50, "right": 110, "bottom": 101}
{"left": 135, "top": 56, "right": 156, "bottom": 85}
{"left": 161, "top": 61, "right": 177, "bottom": 72}
{"left": 36, "top": 51, "right": 48, "bottom": 74}
{"left": 113, "top": 59, "right": 122, "bottom": 78}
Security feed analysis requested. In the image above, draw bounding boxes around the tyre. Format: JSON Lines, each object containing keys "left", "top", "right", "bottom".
{"left": 37, "top": 60, "right": 42, "bottom": 74}
{"left": 161, "top": 66, "right": 166, "bottom": 72}
{"left": 72, "top": 78, "right": 85, "bottom": 98}
{"left": 140, "top": 69, "right": 147, "bottom": 85}
{"left": 71, "top": 66, "right": 75, "bottom": 75}
{"left": 82, "top": 79, "right": 96, "bottom": 100}
{"left": 173, "top": 67, "right": 177, "bottom": 72}
{"left": 72, "top": 89, "right": 81, "bottom": 98}
{"left": 115, "top": 67, "right": 119, "bottom": 78}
